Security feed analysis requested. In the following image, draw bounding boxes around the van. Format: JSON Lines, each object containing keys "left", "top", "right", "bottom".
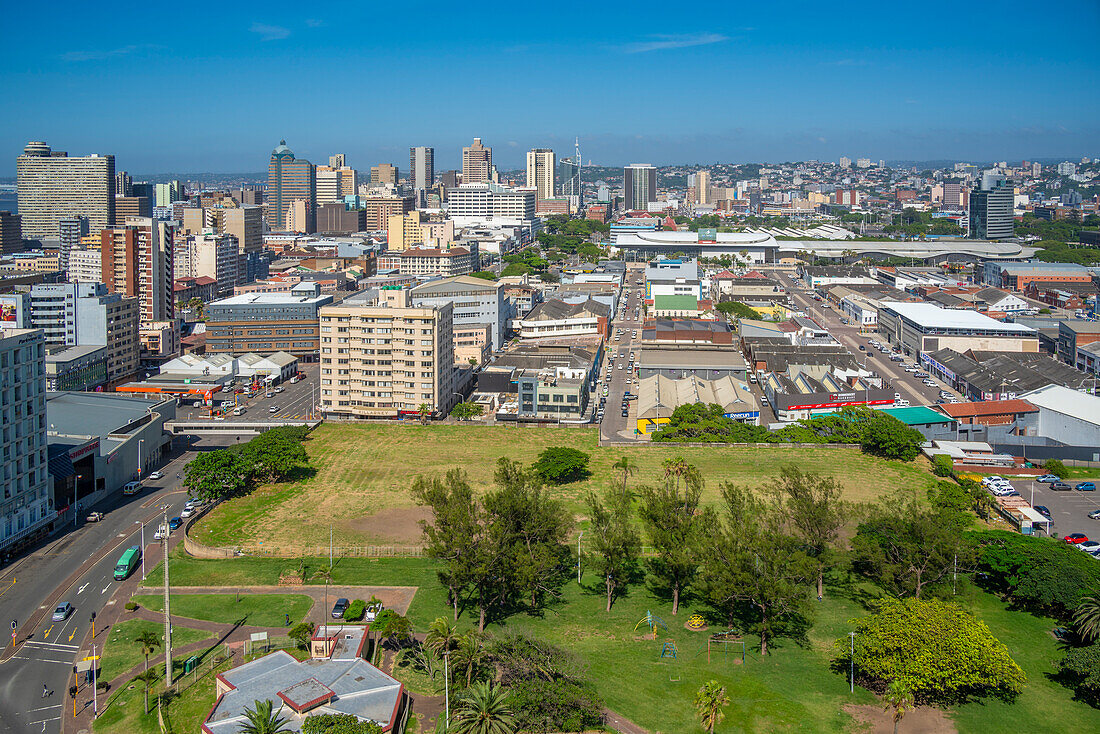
{"left": 122, "top": 481, "right": 142, "bottom": 496}
{"left": 233, "top": 407, "right": 245, "bottom": 416}
{"left": 894, "top": 399, "right": 910, "bottom": 407}
{"left": 290, "top": 376, "right": 300, "bottom": 384}
{"left": 749, "top": 373, "right": 758, "bottom": 384}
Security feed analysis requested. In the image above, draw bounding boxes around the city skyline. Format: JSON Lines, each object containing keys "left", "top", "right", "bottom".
{"left": 2, "top": 1, "right": 1098, "bottom": 174}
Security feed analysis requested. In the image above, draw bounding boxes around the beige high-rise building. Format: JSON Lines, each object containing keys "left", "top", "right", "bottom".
{"left": 16, "top": 141, "right": 115, "bottom": 239}
{"left": 462, "top": 138, "right": 492, "bottom": 184}
{"left": 387, "top": 210, "right": 427, "bottom": 250}
{"left": 526, "top": 148, "right": 556, "bottom": 201}
{"left": 180, "top": 205, "right": 262, "bottom": 253}
{"left": 329, "top": 154, "right": 346, "bottom": 169}
{"left": 316, "top": 168, "right": 344, "bottom": 204}
{"left": 370, "top": 164, "right": 398, "bottom": 186}
{"left": 318, "top": 288, "right": 456, "bottom": 419}
{"left": 174, "top": 231, "right": 240, "bottom": 296}
{"left": 696, "top": 170, "right": 711, "bottom": 204}
{"left": 98, "top": 216, "right": 174, "bottom": 324}
{"left": 285, "top": 199, "right": 315, "bottom": 234}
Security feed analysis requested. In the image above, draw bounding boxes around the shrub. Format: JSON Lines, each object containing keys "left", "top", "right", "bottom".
{"left": 531, "top": 447, "right": 590, "bottom": 484}
{"left": 343, "top": 599, "right": 366, "bottom": 622}
{"left": 302, "top": 713, "right": 383, "bottom": 734}
{"left": 289, "top": 621, "right": 316, "bottom": 650}
{"left": 1044, "top": 459, "right": 1067, "bottom": 478}
{"left": 931, "top": 454, "right": 954, "bottom": 477}
{"left": 124, "top": 601, "right": 138, "bottom": 611}
{"left": 860, "top": 412, "right": 923, "bottom": 461}
{"left": 832, "top": 597, "right": 1025, "bottom": 703}
{"left": 1056, "top": 641, "right": 1100, "bottom": 707}
{"left": 509, "top": 678, "right": 604, "bottom": 731}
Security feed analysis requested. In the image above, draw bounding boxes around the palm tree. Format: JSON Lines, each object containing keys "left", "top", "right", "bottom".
{"left": 134, "top": 669, "right": 159, "bottom": 714}
{"left": 882, "top": 679, "right": 914, "bottom": 734}
{"left": 450, "top": 681, "right": 515, "bottom": 734}
{"left": 663, "top": 457, "right": 690, "bottom": 490}
{"left": 611, "top": 455, "right": 637, "bottom": 491}
{"left": 451, "top": 630, "right": 489, "bottom": 688}
{"left": 237, "top": 699, "right": 292, "bottom": 734}
{"left": 425, "top": 616, "right": 460, "bottom": 660}
{"left": 694, "top": 680, "right": 729, "bottom": 733}
{"left": 417, "top": 403, "right": 432, "bottom": 425}
{"left": 1072, "top": 592, "right": 1100, "bottom": 643}
{"left": 133, "top": 631, "right": 161, "bottom": 674}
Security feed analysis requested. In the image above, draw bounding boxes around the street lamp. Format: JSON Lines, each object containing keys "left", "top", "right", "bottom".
{"left": 849, "top": 631, "right": 856, "bottom": 693}
{"left": 135, "top": 520, "right": 145, "bottom": 578}
{"left": 73, "top": 474, "right": 83, "bottom": 528}
{"left": 137, "top": 439, "right": 145, "bottom": 480}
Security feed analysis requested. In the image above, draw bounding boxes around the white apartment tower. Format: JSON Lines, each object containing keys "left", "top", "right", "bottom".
{"left": 16, "top": 141, "right": 115, "bottom": 239}
{"left": 526, "top": 148, "right": 556, "bottom": 201}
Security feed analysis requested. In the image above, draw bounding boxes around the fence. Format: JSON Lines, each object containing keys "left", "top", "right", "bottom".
{"left": 237, "top": 544, "right": 427, "bottom": 559}
{"left": 163, "top": 649, "right": 231, "bottom": 698}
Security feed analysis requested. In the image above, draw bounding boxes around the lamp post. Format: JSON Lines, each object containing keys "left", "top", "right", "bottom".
{"left": 137, "top": 439, "right": 144, "bottom": 480}
{"left": 135, "top": 520, "right": 145, "bottom": 578}
{"left": 577, "top": 531, "right": 584, "bottom": 585}
{"left": 848, "top": 631, "right": 856, "bottom": 693}
{"left": 73, "top": 474, "right": 83, "bottom": 528}
{"left": 443, "top": 650, "right": 451, "bottom": 730}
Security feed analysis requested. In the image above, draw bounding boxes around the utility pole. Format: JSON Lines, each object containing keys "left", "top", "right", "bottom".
{"left": 576, "top": 531, "right": 584, "bottom": 585}
{"left": 443, "top": 650, "right": 450, "bottom": 730}
{"left": 849, "top": 632, "right": 855, "bottom": 693}
{"left": 162, "top": 509, "right": 173, "bottom": 686}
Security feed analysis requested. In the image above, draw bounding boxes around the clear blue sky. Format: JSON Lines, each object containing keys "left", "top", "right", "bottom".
{"left": 3, "top": 1, "right": 1098, "bottom": 174}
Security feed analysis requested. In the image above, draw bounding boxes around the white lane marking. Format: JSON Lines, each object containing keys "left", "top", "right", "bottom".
{"left": 101, "top": 583, "right": 111, "bottom": 594}
{"left": 11, "top": 656, "right": 73, "bottom": 665}
{"left": 27, "top": 705, "right": 62, "bottom": 712}
{"left": 22, "top": 640, "right": 79, "bottom": 650}
{"left": 77, "top": 583, "right": 89, "bottom": 594}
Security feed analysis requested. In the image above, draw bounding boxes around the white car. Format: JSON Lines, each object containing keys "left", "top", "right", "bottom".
{"left": 1076, "top": 541, "right": 1100, "bottom": 554}
{"left": 153, "top": 525, "right": 168, "bottom": 540}
{"left": 180, "top": 507, "right": 194, "bottom": 518}
{"left": 148, "top": 471, "right": 163, "bottom": 480}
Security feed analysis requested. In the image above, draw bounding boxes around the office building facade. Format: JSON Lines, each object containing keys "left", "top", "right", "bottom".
{"left": 410, "top": 146, "right": 434, "bottom": 190}
{"left": 205, "top": 283, "right": 333, "bottom": 358}
{"left": 0, "top": 211, "right": 22, "bottom": 255}
{"left": 624, "top": 163, "right": 657, "bottom": 211}
{"left": 526, "top": 148, "right": 556, "bottom": 201}
{"left": 969, "top": 174, "right": 1013, "bottom": 240}
{"left": 318, "top": 288, "right": 456, "bottom": 419}
{"left": 99, "top": 217, "right": 174, "bottom": 323}
{"left": 174, "top": 231, "right": 240, "bottom": 296}
{"left": 446, "top": 184, "right": 536, "bottom": 220}
{"left": 0, "top": 329, "right": 50, "bottom": 554}
{"left": 181, "top": 205, "right": 263, "bottom": 254}
{"left": 410, "top": 275, "right": 510, "bottom": 352}
{"left": 267, "top": 140, "right": 316, "bottom": 231}
{"left": 462, "top": 138, "right": 492, "bottom": 184}
{"left": 16, "top": 141, "right": 115, "bottom": 239}
{"left": 370, "top": 164, "right": 398, "bottom": 186}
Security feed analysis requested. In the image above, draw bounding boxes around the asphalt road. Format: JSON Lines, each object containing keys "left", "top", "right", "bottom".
{"left": 0, "top": 438, "right": 229, "bottom": 734}
{"left": 599, "top": 270, "right": 646, "bottom": 441}
{"left": 175, "top": 363, "right": 320, "bottom": 423}
{"left": 774, "top": 271, "right": 965, "bottom": 406}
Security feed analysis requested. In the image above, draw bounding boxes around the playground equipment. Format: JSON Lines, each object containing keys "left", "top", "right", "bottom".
{"left": 686, "top": 613, "right": 707, "bottom": 631}
{"left": 660, "top": 640, "right": 678, "bottom": 659}
{"left": 633, "top": 610, "right": 669, "bottom": 640}
{"left": 706, "top": 629, "right": 746, "bottom": 664}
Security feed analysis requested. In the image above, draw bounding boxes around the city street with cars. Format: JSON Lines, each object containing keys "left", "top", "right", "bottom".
{"left": 174, "top": 363, "right": 320, "bottom": 423}
{"left": 599, "top": 268, "right": 646, "bottom": 441}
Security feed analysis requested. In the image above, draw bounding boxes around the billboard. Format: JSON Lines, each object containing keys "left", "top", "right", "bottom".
{"left": 0, "top": 294, "right": 29, "bottom": 330}
{"left": 698, "top": 227, "right": 717, "bottom": 243}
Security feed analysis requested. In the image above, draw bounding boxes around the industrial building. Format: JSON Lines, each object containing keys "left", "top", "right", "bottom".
{"left": 635, "top": 374, "right": 761, "bottom": 434}
{"left": 877, "top": 301, "right": 1038, "bottom": 356}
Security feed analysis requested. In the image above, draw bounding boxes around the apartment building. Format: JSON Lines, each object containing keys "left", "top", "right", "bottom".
{"left": 67, "top": 248, "right": 102, "bottom": 283}
{"left": 526, "top": 148, "right": 555, "bottom": 201}
{"left": 387, "top": 211, "right": 428, "bottom": 250}
{"left": 360, "top": 195, "right": 414, "bottom": 230}
{"left": 318, "top": 288, "right": 456, "bottom": 419}
{"left": 180, "top": 205, "right": 263, "bottom": 253}
{"left": 205, "top": 282, "right": 332, "bottom": 358}
{"left": 446, "top": 184, "right": 536, "bottom": 220}
{"left": 410, "top": 275, "right": 510, "bottom": 351}
{"left": 392, "top": 247, "right": 476, "bottom": 278}
{"left": 99, "top": 216, "right": 174, "bottom": 323}
{"left": 16, "top": 141, "right": 114, "bottom": 239}
{"left": 174, "top": 231, "right": 240, "bottom": 296}
{"left": 0, "top": 329, "right": 51, "bottom": 555}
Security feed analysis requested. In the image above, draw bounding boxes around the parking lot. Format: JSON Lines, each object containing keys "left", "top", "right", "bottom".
{"left": 1006, "top": 476, "right": 1100, "bottom": 542}
{"left": 175, "top": 362, "right": 320, "bottom": 422}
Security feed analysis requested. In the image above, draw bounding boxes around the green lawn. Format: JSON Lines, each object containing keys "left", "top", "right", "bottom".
{"left": 94, "top": 653, "right": 231, "bottom": 734}
{"left": 100, "top": 619, "right": 213, "bottom": 682}
{"left": 130, "top": 593, "right": 313, "bottom": 629}
{"left": 192, "top": 423, "right": 937, "bottom": 550}
{"left": 140, "top": 552, "right": 1100, "bottom": 733}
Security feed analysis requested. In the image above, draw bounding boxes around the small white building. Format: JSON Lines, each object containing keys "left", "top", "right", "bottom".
{"left": 157, "top": 351, "right": 298, "bottom": 384}
{"left": 236, "top": 352, "right": 299, "bottom": 383}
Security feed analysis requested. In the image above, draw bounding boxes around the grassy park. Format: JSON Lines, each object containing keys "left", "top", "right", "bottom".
{"left": 192, "top": 422, "right": 937, "bottom": 550}
{"left": 99, "top": 619, "right": 214, "bottom": 682}
{"left": 130, "top": 592, "right": 313, "bottom": 629}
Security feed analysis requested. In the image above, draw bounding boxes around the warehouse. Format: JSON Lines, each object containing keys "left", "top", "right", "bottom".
{"left": 635, "top": 374, "right": 760, "bottom": 434}
{"left": 877, "top": 301, "right": 1038, "bottom": 357}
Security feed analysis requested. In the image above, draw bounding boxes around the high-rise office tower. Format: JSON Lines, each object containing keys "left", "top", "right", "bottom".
{"left": 370, "top": 164, "right": 398, "bottom": 186}
{"left": 114, "top": 196, "right": 152, "bottom": 223}
{"left": 0, "top": 328, "right": 50, "bottom": 555}
{"left": 58, "top": 216, "right": 89, "bottom": 270}
{"left": 695, "top": 170, "right": 711, "bottom": 204}
{"left": 329, "top": 154, "right": 346, "bottom": 169}
{"left": 559, "top": 158, "right": 580, "bottom": 199}
{"left": 154, "top": 181, "right": 183, "bottom": 209}
{"left": 0, "top": 211, "right": 22, "bottom": 255}
{"left": 526, "top": 148, "right": 556, "bottom": 201}
{"left": 462, "top": 138, "right": 492, "bottom": 184}
{"left": 316, "top": 168, "right": 344, "bottom": 204}
{"left": 267, "top": 140, "right": 316, "bottom": 231}
{"left": 99, "top": 217, "right": 175, "bottom": 323}
{"left": 969, "top": 173, "right": 1013, "bottom": 240}
{"left": 115, "top": 171, "right": 133, "bottom": 197}
{"left": 410, "top": 147, "right": 434, "bottom": 191}
{"left": 624, "top": 163, "right": 657, "bottom": 211}
{"left": 16, "top": 141, "right": 115, "bottom": 239}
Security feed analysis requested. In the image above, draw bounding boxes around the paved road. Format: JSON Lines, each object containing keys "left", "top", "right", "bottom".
{"left": 175, "top": 364, "right": 319, "bottom": 423}
{"left": 0, "top": 438, "right": 232, "bottom": 734}
{"left": 599, "top": 269, "right": 646, "bottom": 441}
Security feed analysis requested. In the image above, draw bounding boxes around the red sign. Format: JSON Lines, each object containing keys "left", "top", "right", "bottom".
{"left": 786, "top": 399, "right": 894, "bottom": 411}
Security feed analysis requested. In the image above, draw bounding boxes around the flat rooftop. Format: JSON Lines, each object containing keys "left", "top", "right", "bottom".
{"left": 880, "top": 301, "right": 1035, "bottom": 333}
{"left": 46, "top": 392, "right": 168, "bottom": 440}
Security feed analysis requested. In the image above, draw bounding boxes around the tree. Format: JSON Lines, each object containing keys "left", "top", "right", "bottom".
{"left": 700, "top": 483, "right": 814, "bottom": 655}
{"left": 768, "top": 466, "right": 851, "bottom": 600}
{"left": 134, "top": 669, "right": 159, "bottom": 714}
{"left": 611, "top": 455, "right": 636, "bottom": 491}
{"left": 451, "top": 630, "right": 490, "bottom": 688}
{"left": 531, "top": 447, "right": 590, "bottom": 484}
{"left": 450, "top": 681, "right": 516, "bottom": 734}
{"left": 288, "top": 622, "right": 315, "bottom": 650}
{"left": 508, "top": 678, "right": 603, "bottom": 732}
{"left": 694, "top": 680, "right": 730, "bottom": 733}
{"left": 451, "top": 402, "right": 485, "bottom": 421}
{"left": 851, "top": 498, "right": 969, "bottom": 599}
{"left": 425, "top": 616, "right": 461, "bottom": 660}
{"left": 586, "top": 485, "right": 641, "bottom": 612}
{"left": 469, "top": 270, "right": 499, "bottom": 281}
{"left": 183, "top": 449, "right": 252, "bottom": 502}
{"left": 1056, "top": 641, "right": 1100, "bottom": 707}
{"left": 860, "top": 413, "right": 923, "bottom": 461}
{"left": 1073, "top": 591, "right": 1100, "bottom": 643}
{"left": 237, "top": 699, "right": 293, "bottom": 734}
{"left": 133, "top": 630, "right": 161, "bottom": 675}
{"left": 417, "top": 403, "right": 432, "bottom": 424}
{"left": 835, "top": 598, "right": 1025, "bottom": 703}
{"left": 638, "top": 472, "right": 705, "bottom": 614}
{"left": 882, "top": 679, "right": 914, "bottom": 734}
{"left": 413, "top": 471, "right": 484, "bottom": 621}
{"left": 1044, "top": 458, "right": 1067, "bottom": 478}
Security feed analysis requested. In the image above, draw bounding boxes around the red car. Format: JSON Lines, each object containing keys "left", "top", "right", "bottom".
{"left": 1064, "top": 533, "right": 1089, "bottom": 545}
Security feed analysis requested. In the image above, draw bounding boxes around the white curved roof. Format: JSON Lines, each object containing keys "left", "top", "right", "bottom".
{"left": 777, "top": 239, "right": 1032, "bottom": 259}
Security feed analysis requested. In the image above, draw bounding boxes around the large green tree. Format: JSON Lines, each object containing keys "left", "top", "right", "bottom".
{"left": 413, "top": 470, "right": 485, "bottom": 622}
{"left": 531, "top": 447, "right": 590, "bottom": 484}
{"left": 586, "top": 485, "right": 641, "bottom": 612}
{"left": 638, "top": 470, "right": 706, "bottom": 615}
{"left": 700, "top": 483, "right": 815, "bottom": 655}
{"left": 1056, "top": 641, "right": 1100, "bottom": 707}
{"left": 183, "top": 449, "right": 252, "bottom": 501}
{"left": 833, "top": 597, "right": 1025, "bottom": 703}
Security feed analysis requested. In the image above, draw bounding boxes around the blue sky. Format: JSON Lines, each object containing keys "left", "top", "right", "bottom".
{"left": 2, "top": 1, "right": 1098, "bottom": 174}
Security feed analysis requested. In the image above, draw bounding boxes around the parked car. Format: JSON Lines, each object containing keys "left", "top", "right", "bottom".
{"left": 1064, "top": 533, "right": 1089, "bottom": 545}
{"left": 148, "top": 471, "right": 163, "bottom": 480}
{"left": 1051, "top": 481, "right": 1072, "bottom": 491}
{"left": 331, "top": 598, "right": 350, "bottom": 619}
{"left": 1075, "top": 482, "right": 1097, "bottom": 492}
{"left": 1077, "top": 541, "right": 1100, "bottom": 554}
{"left": 1033, "top": 505, "right": 1052, "bottom": 520}
{"left": 1089, "top": 509, "right": 1100, "bottom": 520}
{"left": 268, "top": 406, "right": 279, "bottom": 413}
{"left": 168, "top": 517, "right": 182, "bottom": 531}
{"left": 52, "top": 602, "right": 74, "bottom": 622}
{"left": 1036, "top": 474, "right": 1061, "bottom": 483}
{"left": 364, "top": 602, "right": 383, "bottom": 622}
{"left": 180, "top": 507, "right": 194, "bottom": 519}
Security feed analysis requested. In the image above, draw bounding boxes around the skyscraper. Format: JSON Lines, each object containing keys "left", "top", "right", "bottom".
{"left": 16, "top": 141, "right": 115, "bottom": 239}
{"left": 329, "top": 154, "right": 346, "bottom": 169}
{"left": 526, "top": 149, "right": 556, "bottom": 201}
{"left": 0, "top": 211, "right": 22, "bottom": 255}
{"left": 624, "top": 164, "right": 656, "bottom": 211}
{"left": 695, "top": 170, "right": 711, "bottom": 204}
{"left": 99, "top": 217, "right": 175, "bottom": 323}
{"left": 370, "top": 164, "right": 398, "bottom": 186}
{"left": 969, "top": 173, "right": 1013, "bottom": 240}
{"left": 154, "top": 181, "right": 183, "bottom": 208}
{"left": 115, "top": 171, "right": 133, "bottom": 197}
{"left": 462, "top": 138, "right": 492, "bottom": 184}
{"left": 267, "top": 140, "right": 316, "bottom": 231}
{"left": 316, "top": 168, "right": 344, "bottom": 204}
{"left": 1032, "top": 162, "right": 1042, "bottom": 178}
{"left": 410, "top": 146, "right": 435, "bottom": 191}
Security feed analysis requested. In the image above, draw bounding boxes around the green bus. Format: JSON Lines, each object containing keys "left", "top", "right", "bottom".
{"left": 114, "top": 545, "right": 142, "bottom": 580}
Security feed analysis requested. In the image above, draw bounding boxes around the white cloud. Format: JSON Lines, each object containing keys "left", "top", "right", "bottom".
{"left": 250, "top": 22, "right": 291, "bottom": 41}
{"left": 620, "top": 33, "right": 728, "bottom": 54}
{"left": 62, "top": 44, "right": 161, "bottom": 62}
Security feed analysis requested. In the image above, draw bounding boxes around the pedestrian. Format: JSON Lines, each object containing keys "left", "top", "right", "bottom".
{"left": 42, "top": 683, "right": 48, "bottom": 698}
{"left": 285, "top": 613, "right": 290, "bottom": 627}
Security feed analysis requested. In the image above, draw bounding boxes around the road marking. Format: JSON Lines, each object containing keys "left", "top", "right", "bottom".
{"left": 43, "top": 624, "right": 53, "bottom": 639}
{"left": 23, "top": 640, "right": 78, "bottom": 650}
{"left": 101, "top": 583, "right": 111, "bottom": 594}
{"left": 68, "top": 630, "right": 76, "bottom": 642}
{"left": 11, "top": 656, "right": 73, "bottom": 665}
{"left": 28, "top": 705, "right": 61, "bottom": 713}
{"left": 77, "top": 583, "right": 89, "bottom": 594}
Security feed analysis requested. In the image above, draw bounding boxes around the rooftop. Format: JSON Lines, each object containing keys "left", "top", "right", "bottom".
{"left": 1018, "top": 384, "right": 1100, "bottom": 427}
{"left": 880, "top": 301, "right": 1035, "bottom": 333}
{"left": 934, "top": 399, "right": 1039, "bottom": 418}
{"left": 46, "top": 392, "right": 170, "bottom": 442}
